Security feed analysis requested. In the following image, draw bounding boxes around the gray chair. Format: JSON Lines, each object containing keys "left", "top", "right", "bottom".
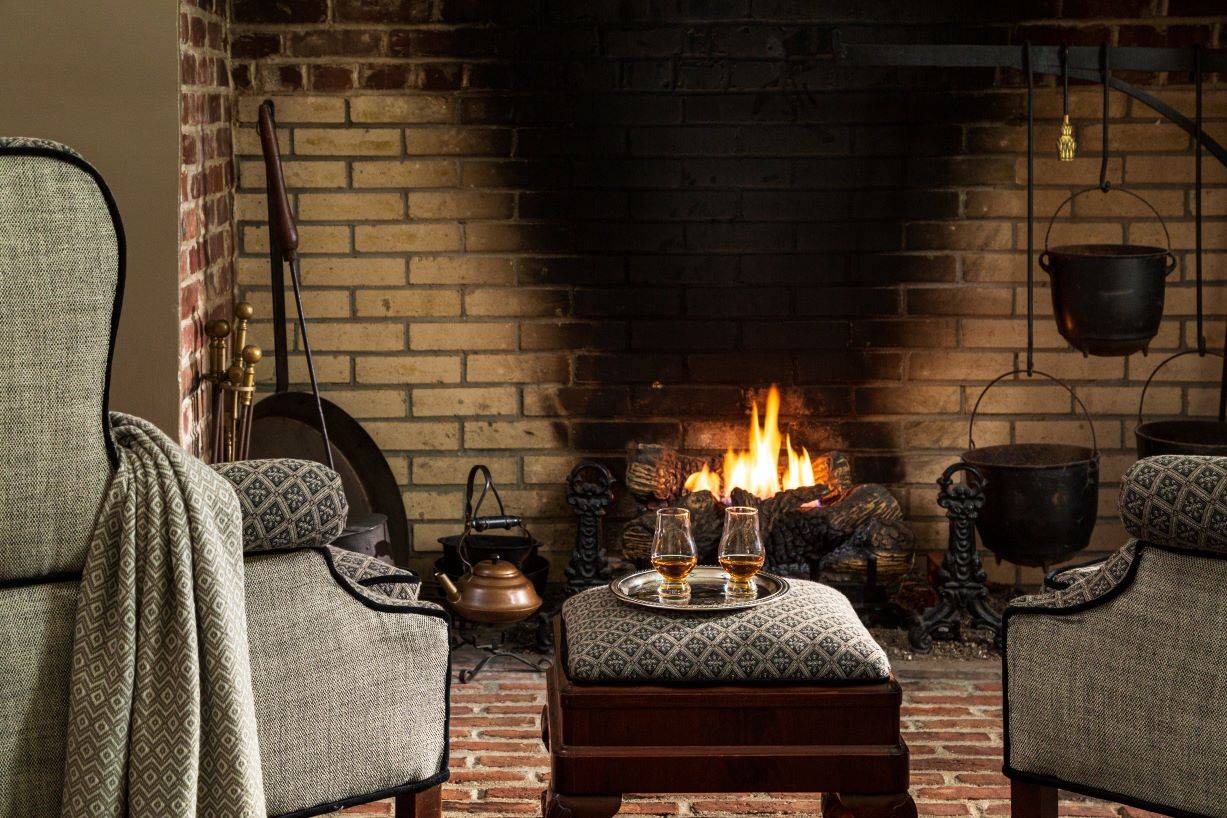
{"left": 0, "top": 138, "right": 449, "bottom": 817}
{"left": 1004, "top": 454, "right": 1227, "bottom": 818}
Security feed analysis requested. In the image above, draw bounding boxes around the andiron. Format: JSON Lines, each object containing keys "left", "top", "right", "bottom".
{"left": 909, "top": 462, "right": 1002, "bottom": 652}
{"left": 564, "top": 461, "right": 615, "bottom": 596}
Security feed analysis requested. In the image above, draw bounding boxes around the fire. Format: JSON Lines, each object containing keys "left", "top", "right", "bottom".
{"left": 684, "top": 386, "right": 818, "bottom": 501}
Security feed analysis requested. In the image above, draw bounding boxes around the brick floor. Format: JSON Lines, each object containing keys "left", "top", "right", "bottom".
{"left": 339, "top": 656, "right": 1163, "bottom": 818}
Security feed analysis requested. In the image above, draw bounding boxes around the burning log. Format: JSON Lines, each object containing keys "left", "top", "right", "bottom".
{"left": 626, "top": 444, "right": 854, "bottom": 504}
{"left": 621, "top": 479, "right": 904, "bottom": 578}
{"left": 620, "top": 386, "right": 913, "bottom": 587}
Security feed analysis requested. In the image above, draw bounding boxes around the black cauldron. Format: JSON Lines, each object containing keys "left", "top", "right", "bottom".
{"left": 1134, "top": 350, "right": 1227, "bottom": 458}
{"left": 1039, "top": 188, "right": 1177, "bottom": 357}
{"left": 962, "top": 371, "right": 1099, "bottom": 569}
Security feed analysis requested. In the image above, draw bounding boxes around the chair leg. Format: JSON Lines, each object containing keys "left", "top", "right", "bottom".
{"left": 1011, "top": 779, "right": 1058, "bottom": 818}
{"left": 822, "top": 793, "right": 918, "bottom": 818}
{"left": 395, "top": 784, "right": 442, "bottom": 818}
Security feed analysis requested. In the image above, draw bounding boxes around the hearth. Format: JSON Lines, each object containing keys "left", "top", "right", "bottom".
{"left": 618, "top": 387, "right": 913, "bottom": 609}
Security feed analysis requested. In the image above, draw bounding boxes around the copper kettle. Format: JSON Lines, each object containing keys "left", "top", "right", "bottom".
{"left": 434, "top": 466, "right": 542, "bottom": 625}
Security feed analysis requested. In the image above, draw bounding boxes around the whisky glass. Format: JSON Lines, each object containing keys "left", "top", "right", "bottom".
{"left": 651, "top": 507, "right": 698, "bottom": 601}
{"left": 718, "top": 506, "right": 765, "bottom": 599}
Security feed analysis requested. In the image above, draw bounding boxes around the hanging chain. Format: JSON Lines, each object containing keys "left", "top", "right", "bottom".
{"left": 1024, "top": 41, "right": 1035, "bottom": 375}
{"left": 1099, "top": 44, "right": 1111, "bottom": 192}
{"left": 1195, "top": 43, "right": 1206, "bottom": 355}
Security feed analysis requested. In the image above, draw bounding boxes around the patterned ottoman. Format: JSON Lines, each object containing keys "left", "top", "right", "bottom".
{"left": 543, "top": 580, "right": 915, "bottom": 818}
{"left": 562, "top": 579, "right": 890, "bottom": 683}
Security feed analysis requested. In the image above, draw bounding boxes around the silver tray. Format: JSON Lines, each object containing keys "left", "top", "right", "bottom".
{"left": 610, "top": 566, "right": 790, "bottom": 612}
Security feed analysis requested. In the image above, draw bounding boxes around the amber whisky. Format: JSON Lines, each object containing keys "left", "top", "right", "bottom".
{"left": 652, "top": 554, "right": 697, "bottom": 582}
{"left": 719, "top": 554, "right": 765, "bottom": 583}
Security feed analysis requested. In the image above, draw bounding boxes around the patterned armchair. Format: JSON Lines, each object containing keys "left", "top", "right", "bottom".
{"left": 1004, "top": 454, "right": 1227, "bottom": 818}
{"left": 0, "top": 139, "right": 449, "bottom": 817}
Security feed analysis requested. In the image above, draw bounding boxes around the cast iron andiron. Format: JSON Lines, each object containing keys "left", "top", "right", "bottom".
{"left": 909, "top": 463, "right": 1002, "bottom": 652}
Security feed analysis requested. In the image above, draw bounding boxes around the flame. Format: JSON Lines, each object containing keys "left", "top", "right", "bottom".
{"left": 684, "top": 463, "right": 721, "bottom": 495}
{"left": 685, "top": 386, "right": 818, "bottom": 501}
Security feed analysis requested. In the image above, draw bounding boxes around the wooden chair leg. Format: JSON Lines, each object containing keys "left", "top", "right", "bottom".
{"left": 822, "top": 792, "right": 918, "bottom": 818}
{"left": 395, "top": 783, "right": 442, "bottom": 818}
{"left": 541, "top": 788, "right": 621, "bottom": 818}
{"left": 1011, "top": 779, "right": 1058, "bottom": 818}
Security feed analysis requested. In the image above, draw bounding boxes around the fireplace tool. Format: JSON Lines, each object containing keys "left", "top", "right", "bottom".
{"left": 435, "top": 465, "right": 549, "bottom": 683}
{"left": 248, "top": 100, "right": 409, "bottom": 565}
{"left": 205, "top": 302, "right": 261, "bottom": 462}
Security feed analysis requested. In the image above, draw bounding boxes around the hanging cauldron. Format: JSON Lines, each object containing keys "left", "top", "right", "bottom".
{"left": 1135, "top": 349, "right": 1227, "bottom": 458}
{"left": 1039, "top": 187, "right": 1178, "bottom": 357}
{"left": 961, "top": 371, "right": 1099, "bottom": 569}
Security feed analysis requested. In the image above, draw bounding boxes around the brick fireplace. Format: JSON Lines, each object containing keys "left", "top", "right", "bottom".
{"left": 173, "top": 1, "right": 1227, "bottom": 583}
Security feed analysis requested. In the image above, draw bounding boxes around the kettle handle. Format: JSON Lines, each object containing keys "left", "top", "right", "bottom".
{"left": 463, "top": 465, "right": 517, "bottom": 530}
{"left": 459, "top": 465, "right": 531, "bottom": 569}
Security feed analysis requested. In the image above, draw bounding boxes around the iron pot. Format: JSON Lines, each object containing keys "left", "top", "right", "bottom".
{"left": 961, "top": 443, "right": 1100, "bottom": 568}
{"left": 1040, "top": 243, "right": 1176, "bottom": 357}
{"left": 963, "top": 370, "right": 1100, "bottom": 569}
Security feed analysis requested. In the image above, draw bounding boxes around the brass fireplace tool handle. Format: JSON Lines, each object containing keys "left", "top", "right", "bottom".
{"left": 208, "top": 302, "right": 261, "bottom": 463}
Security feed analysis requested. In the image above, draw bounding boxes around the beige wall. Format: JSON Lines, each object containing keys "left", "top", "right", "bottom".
{"left": 0, "top": 0, "right": 181, "bottom": 435}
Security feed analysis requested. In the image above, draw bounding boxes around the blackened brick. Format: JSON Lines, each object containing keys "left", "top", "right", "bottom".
{"left": 687, "top": 352, "right": 795, "bottom": 384}
{"left": 289, "top": 30, "right": 383, "bottom": 57}
{"left": 573, "top": 288, "right": 683, "bottom": 318}
{"left": 575, "top": 354, "right": 686, "bottom": 384}
{"left": 686, "top": 287, "right": 793, "bottom": 317}
{"left": 795, "top": 352, "right": 904, "bottom": 383}
{"left": 742, "top": 321, "right": 848, "bottom": 350}
{"left": 796, "top": 287, "right": 900, "bottom": 317}
{"left": 232, "top": 0, "right": 325, "bottom": 23}
{"left": 570, "top": 421, "right": 682, "bottom": 450}
{"left": 334, "top": 0, "right": 431, "bottom": 23}
{"left": 629, "top": 386, "right": 745, "bottom": 417}
{"left": 521, "top": 322, "right": 628, "bottom": 351}
{"left": 523, "top": 386, "right": 630, "bottom": 417}
{"left": 631, "top": 320, "right": 737, "bottom": 350}
{"left": 310, "top": 65, "right": 355, "bottom": 92}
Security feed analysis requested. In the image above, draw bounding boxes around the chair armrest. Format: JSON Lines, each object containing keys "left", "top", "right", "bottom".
{"left": 1008, "top": 542, "right": 1139, "bottom": 613}
{"left": 1119, "top": 455, "right": 1227, "bottom": 554}
{"left": 1043, "top": 555, "right": 1110, "bottom": 590}
{"left": 211, "top": 458, "right": 347, "bottom": 552}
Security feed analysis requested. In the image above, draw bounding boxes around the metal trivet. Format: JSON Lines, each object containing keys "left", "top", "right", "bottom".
{"left": 452, "top": 622, "right": 551, "bottom": 684}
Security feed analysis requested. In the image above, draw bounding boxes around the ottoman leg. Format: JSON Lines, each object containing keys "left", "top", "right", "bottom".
{"left": 542, "top": 788, "right": 621, "bottom": 818}
{"left": 823, "top": 792, "right": 918, "bottom": 818}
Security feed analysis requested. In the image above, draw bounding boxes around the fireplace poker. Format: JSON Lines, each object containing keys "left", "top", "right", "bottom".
{"left": 206, "top": 319, "right": 230, "bottom": 463}
{"left": 238, "top": 345, "right": 261, "bottom": 460}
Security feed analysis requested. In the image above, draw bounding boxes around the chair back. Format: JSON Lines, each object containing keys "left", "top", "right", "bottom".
{"left": 0, "top": 138, "right": 122, "bottom": 582}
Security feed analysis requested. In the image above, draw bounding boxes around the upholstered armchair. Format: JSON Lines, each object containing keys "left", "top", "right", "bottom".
{"left": 1004, "top": 454, "right": 1227, "bottom": 818}
{"left": 0, "top": 138, "right": 449, "bottom": 817}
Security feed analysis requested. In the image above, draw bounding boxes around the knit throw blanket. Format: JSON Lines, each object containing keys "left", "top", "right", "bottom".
{"left": 60, "top": 414, "right": 265, "bottom": 817}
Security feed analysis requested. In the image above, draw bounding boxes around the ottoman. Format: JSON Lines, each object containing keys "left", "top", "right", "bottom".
{"left": 543, "top": 581, "right": 916, "bottom": 818}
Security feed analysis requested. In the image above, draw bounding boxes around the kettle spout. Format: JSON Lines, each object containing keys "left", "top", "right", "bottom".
{"left": 434, "top": 571, "right": 461, "bottom": 603}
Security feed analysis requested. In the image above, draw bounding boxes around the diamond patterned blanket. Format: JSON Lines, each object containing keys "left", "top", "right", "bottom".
{"left": 60, "top": 414, "right": 265, "bottom": 817}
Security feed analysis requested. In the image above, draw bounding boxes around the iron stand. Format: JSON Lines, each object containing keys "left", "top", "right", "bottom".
{"left": 909, "top": 463, "right": 1002, "bottom": 652}
{"left": 452, "top": 623, "right": 551, "bottom": 684}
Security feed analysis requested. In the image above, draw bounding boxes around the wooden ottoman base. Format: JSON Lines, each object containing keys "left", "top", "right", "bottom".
{"left": 543, "top": 630, "right": 915, "bottom": 817}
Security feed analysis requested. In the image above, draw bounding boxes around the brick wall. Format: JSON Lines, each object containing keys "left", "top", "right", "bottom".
{"left": 226, "top": 1, "right": 1226, "bottom": 583}
{"left": 179, "top": 0, "right": 237, "bottom": 452}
